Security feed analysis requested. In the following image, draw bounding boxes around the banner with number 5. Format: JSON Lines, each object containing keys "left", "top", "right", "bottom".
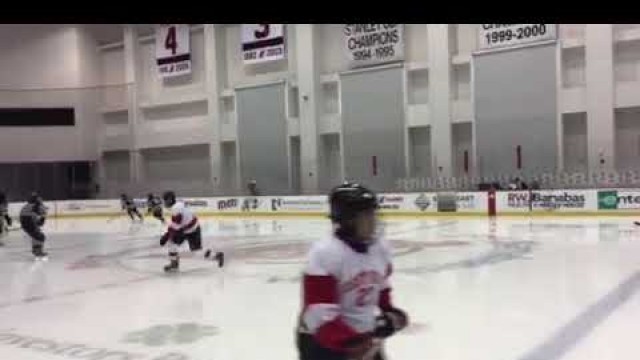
{"left": 241, "top": 24, "right": 286, "bottom": 65}
{"left": 156, "top": 24, "right": 192, "bottom": 78}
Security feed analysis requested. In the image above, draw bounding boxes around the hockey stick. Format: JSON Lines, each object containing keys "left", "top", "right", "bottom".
{"left": 350, "top": 338, "right": 386, "bottom": 360}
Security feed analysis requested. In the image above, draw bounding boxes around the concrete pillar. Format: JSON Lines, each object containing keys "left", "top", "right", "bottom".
{"left": 428, "top": 24, "right": 453, "bottom": 177}
{"left": 585, "top": 24, "right": 615, "bottom": 171}
{"left": 204, "top": 24, "right": 224, "bottom": 195}
{"left": 295, "top": 24, "right": 320, "bottom": 194}
{"left": 123, "top": 25, "right": 142, "bottom": 183}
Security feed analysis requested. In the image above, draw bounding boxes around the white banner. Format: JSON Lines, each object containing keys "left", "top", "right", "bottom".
{"left": 344, "top": 24, "right": 404, "bottom": 68}
{"left": 241, "top": 24, "right": 286, "bottom": 64}
{"left": 156, "top": 24, "right": 191, "bottom": 78}
{"left": 478, "top": 24, "right": 557, "bottom": 51}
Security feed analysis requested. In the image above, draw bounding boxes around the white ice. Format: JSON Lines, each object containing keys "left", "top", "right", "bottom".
{"left": 0, "top": 216, "right": 639, "bottom": 360}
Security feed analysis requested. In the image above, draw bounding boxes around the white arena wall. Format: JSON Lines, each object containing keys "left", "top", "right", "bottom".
{"left": 2, "top": 25, "right": 640, "bottom": 198}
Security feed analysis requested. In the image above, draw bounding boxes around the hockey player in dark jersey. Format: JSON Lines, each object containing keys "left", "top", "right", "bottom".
{"left": 0, "top": 190, "right": 8, "bottom": 245}
{"left": 296, "top": 182, "right": 409, "bottom": 360}
{"left": 146, "top": 193, "right": 165, "bottom": 224}
{"left": 0, "top": 191, "right": 11, "bottom": 225}
{"left": 121, "top": 193, "right": 143, "bottom": 222}
{"left": 20, "top": 192, "right": 48, "bottom": 259}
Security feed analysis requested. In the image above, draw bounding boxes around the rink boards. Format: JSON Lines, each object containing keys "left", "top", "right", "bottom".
{"left": 7, "top": 189, "right": 640, "bottom": 218}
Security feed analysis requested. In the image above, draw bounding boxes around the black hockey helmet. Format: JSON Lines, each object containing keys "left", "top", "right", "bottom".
{"left": 28, "top": 192, "right": 41, "bottom": 204}
{"left": 329, "top": 182, "right": 378, "bottom": 224}
{"left": 147, "top": 193, "right": 154, "bottom": 200}
{"left": 162, "top": 191, "right": 176, "bottom": 207}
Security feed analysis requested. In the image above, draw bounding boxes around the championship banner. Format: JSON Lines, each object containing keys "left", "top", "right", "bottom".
{"left": 344, "top": 24, "right": 404, "bottom": 68}
{"left": 241, "top": 24, "right": 286, "bottom": 64}
{"left": 156, "top": 24, "right": 191, "bottom": 78}
{"left": 478, "top": 24, "right": 557, "bottom": 51}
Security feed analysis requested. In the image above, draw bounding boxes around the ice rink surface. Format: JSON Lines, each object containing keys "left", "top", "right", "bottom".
{"left": 0, "top": 215, "right": 639, "bottom": 360}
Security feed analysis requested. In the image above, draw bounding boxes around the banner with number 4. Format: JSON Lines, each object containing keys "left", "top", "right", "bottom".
{"left": 156, "top": 24, "right": 192, "bottom": 78}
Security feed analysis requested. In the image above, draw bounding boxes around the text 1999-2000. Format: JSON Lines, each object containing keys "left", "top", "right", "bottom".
{"left": 485, "top": 24, "right": 547, "bottom": 45}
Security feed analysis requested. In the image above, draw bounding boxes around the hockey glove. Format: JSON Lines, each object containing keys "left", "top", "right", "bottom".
{"left": 374, "top": 308, "right": 409, "bottom": 338}
{"left": 160, "top": 232, "right": 170, "bottom": 246}
{"left": 343, "top": 333, "right": 375, "bottom": 359}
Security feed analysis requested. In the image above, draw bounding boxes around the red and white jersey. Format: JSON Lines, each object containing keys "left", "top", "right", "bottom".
{"left": 168, "top": 201, "right": 199, "bottom": 234}
{"left": 299, "top": 235, "right": 394, "bottom": 352}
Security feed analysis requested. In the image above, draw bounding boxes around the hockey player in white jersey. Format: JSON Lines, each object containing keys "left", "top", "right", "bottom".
{"left": 159, "top": 191, "right": 224, "bottom": 272}
{"left": 296, "top": 182, "right": 409, "bottom": 360}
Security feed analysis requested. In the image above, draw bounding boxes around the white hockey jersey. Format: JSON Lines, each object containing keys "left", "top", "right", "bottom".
{"left": 168, "top": 201, "right": 199, "bottom": 234}
{"left": 299, "top": 235, "right": 394, "bottom": 352}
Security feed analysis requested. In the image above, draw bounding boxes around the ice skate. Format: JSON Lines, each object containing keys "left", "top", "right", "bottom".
{"left": 163, "top": 259, "right": 179, "bottom": 273}
{"left": 205, "top": 249, "right": 225, "bottom": 268}
{"left": 32, "top": 245, "right": 48, "bottom": 261}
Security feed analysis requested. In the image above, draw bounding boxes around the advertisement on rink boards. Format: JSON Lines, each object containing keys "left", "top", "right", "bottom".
{"left": 344, "top": 24, "right": 404, "bottom": 68}
{"left": 216, "top": 198, "right": 240, "bottom": 211}
{"left": 377, "top": 194, "right": 405, "bottom": 210}
{"left": 370, "top": 193, "right": 434, "bottom": 213}
{"left": 456, "top": 192, "right": 488, "bottom": 212}
{"left": 214, "top": 197, "right": 271, "bottom": 213}
{"left": 180, "top": 198, "right": 209, "bottom": 208}
{"left": 240, "top": 197, "right": 271, "bottom": 213}
{"left": 411, "top": 193, "right": 438, "bottom": 212}
{"left": 56, "top": 200, "right": 121, "bottom": 216}
{"left": 598, "top": 190, "right": 640, "bottom": 210}
{"left": 241, "top": 24, "right": 286, "bottom": 65}
{"left": 499, "top": 190, "right": 593, "bottom": 212}
{"left": 270, "top": 196, "right": 328, "bottom": 212}
{"left": 125, "top": 198, "right": 211, "bottom": 213}
{"left": 478, "top": 24, "right": 557, "bottom": 51}
{"left": 7, "top": 201, "right": 55, "bottom": 218}
{"left": 155, "top": 24, "right": 192, "bottom": 78}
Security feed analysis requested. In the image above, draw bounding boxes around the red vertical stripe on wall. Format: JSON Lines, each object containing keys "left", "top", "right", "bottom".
{"left": 372, "top": 156, "right": 378, "bottom": 176}
{"left": 463, "top": 150, "right": 469, "bottom": 173}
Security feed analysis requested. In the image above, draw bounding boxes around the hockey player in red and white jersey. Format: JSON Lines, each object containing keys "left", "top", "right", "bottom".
{"left": 159, "top": 191, "right": 224, "bottom": 273}
{"left": 297, "top": 182, "right": 409, "bottom": 360}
